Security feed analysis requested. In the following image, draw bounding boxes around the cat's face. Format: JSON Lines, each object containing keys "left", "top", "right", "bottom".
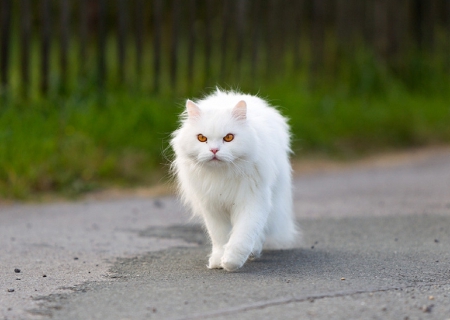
{"left": 173, "top": 100, "right": 257, "bottom": 167}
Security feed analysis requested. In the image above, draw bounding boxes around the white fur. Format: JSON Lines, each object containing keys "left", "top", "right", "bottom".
{"left": 170, "top": 90, "right": 299, "bottom": 271}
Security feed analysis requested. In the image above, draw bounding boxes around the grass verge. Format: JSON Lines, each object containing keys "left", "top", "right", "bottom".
{"left": 1, "top": 81, "right": 449, "bottom": 200}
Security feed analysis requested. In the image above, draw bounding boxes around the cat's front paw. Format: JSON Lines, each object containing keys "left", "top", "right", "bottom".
{"left": 220, "top": 252, "right": 247, "bottom": 271}
{"left": 207, "top": 251, "right": 223, "bottom": 269}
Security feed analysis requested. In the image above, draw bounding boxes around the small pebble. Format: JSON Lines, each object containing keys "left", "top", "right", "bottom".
{"left": 422, "top": 304, "right": 434, "bottom": 313}
{"left": 14, "top": 268, "right": 21, "bottom": 273}
{"left": 74, "top": 257, "right": 79, "bottom": 260}
{"left": 16, "top": 278, "right": 21, "bottom": 280}
{"left": 43, "top": 275, "right": 47, "bottom": 278}
{"left": 341, "top": 278, "right": 346, "bottom": 281}
{"left": 428, "top": 296, "right": 434, "bottom": 300}
{"left": 7, "top": 289, "right": 14, "bottom": 293}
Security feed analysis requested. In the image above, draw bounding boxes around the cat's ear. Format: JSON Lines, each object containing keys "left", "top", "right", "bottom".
{"left": 232, "top": 100, "right": 247, "bottom": 121}
{"left": 186, "top": 100, "right": 201, "bottom": 119}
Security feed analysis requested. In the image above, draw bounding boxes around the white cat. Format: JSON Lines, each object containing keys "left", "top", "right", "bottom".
{"left": 170, "top": 89, "right": 299, "bottom": 271}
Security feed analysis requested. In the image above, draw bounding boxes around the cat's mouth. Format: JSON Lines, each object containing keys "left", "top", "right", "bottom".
{"left": 209, "top": 154, "right": 227, "bottom": 163}
{"left": 199, "top": 153, "right": 229, "bottom": 164}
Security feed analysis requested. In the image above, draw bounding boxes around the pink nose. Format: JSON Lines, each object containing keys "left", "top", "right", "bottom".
{"left": 210, "top": 148, "right": 219, "bottom": 154}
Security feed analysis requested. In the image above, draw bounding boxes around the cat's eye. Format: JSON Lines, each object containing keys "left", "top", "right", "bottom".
{"left": 197, "top": 134, "right": 207, "bottom": 142}
{"left": 223, "top": 133, "right": 234, "bottom": 142}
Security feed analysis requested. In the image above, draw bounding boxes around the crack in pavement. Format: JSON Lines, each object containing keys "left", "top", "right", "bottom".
{"left": 177, "top": 281, "right": 450, "bottom": 320}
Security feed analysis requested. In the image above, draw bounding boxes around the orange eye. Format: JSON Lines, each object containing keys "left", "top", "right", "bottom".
{"left": 197, "top": 134, "right": 207, "bottom": 142}
{"left": 223, "top": 133, "right": 234, "bottom": 142}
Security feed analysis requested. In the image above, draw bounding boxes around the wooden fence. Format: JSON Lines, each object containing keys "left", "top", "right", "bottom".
{"left": 1, "top": 0, "right": 449, "bottom": 96}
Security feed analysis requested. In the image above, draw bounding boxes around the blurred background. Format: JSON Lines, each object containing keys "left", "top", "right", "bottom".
{"left": 0, "top": 0, "right": 449, "bottom": 199}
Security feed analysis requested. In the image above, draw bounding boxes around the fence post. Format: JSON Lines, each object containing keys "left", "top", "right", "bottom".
{"left": 40, "top": 0, "right": 51, "bottom": 94}
{"left": 235, "top": 0, "right": 247, "bottom": 81}
{"left": 310, "top": 0, "right": 326, "bottom": 87}
{"left": 291, "top": 0, "right": 304, "bottom": 71}
{"left": 117, "top": 0, "right": 127, "bottom": 83}
{"left": 79, "top": 0, "right": 88, "bottom": 77}
{"left": 187, "top": 0, "right": 196, "bottom": 85}
{"left": 373, "top": 0, "right": 388, "bottom": 61}
{"left": 97, "top": 0, "right": 107, "bottom": 88}
{"left": 421, "top": 0, "right": 437, "bottom": 54}
{"left": 135, "top": 0, "right": 144, "bottom": 79}
{"left": 220, "top": 0, "right": 231, "bottom": 81}
{"left": 170, "top": 0, "right": 180, "bottom": 89}
{"left": 250, "top": 0, "right": 261, "bottom": 80}
{"left": 387, "top": 0, "right": 408, "bottom": 59}
{"left": 265, "top": 0, "right": 279, "bottom": 78}
{"left": 447, "top": 0, "right": 450, "bottom": 72}
{"left": 336, "top": 0, "right": 353, "bottom": 51}
{"left": 60, "top": 0, "right": 70, "bottom": 92}
{"left": 1, "top": 0, "right": 12, "bottom": 93}
{"left": 153, "top": 0, "right": 162, "bottom": 93}
{"left": 204, "top": 0, "right": 213, "bottom": 85}
{"left": 20, "top": 0, "right": 31, "bottom": 97}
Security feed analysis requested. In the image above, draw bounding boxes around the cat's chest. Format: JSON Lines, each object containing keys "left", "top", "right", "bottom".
{"left": 193, "top": 170, "right": 258, "bottom": 204}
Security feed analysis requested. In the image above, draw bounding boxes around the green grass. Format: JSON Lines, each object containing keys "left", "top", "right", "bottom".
{"left": 1, "top": 41, "right": 450, "bottom": 199}
{"left": 277, "top": 87, "right": 450, "bottom": 156}
{"left": 0, "top": 91, "right": 180, "bottom": 198}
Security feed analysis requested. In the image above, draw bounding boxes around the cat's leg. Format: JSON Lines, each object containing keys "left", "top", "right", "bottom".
{"left": 221, "top": 194, "right": 270, "bottom": 271}
{"left": 202, "top": 209, "right": 231, "bottom": 269}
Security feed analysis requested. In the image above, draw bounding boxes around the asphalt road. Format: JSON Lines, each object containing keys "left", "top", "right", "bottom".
{"left": 1, "top": 148, "right": 449, "bottom": 320}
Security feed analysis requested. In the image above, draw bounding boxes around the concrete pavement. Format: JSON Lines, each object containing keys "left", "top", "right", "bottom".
{"left": 1, "top": 148, "right": 449, "bottom": 319}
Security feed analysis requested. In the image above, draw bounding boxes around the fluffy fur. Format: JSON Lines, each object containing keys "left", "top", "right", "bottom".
{"left": 170, "top": 89, "right": 299, "bottom": 271}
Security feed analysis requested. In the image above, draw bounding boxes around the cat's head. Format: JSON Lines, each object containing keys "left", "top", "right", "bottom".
{"left": 172, "top": 99, "right": 258, "bottom": 168}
